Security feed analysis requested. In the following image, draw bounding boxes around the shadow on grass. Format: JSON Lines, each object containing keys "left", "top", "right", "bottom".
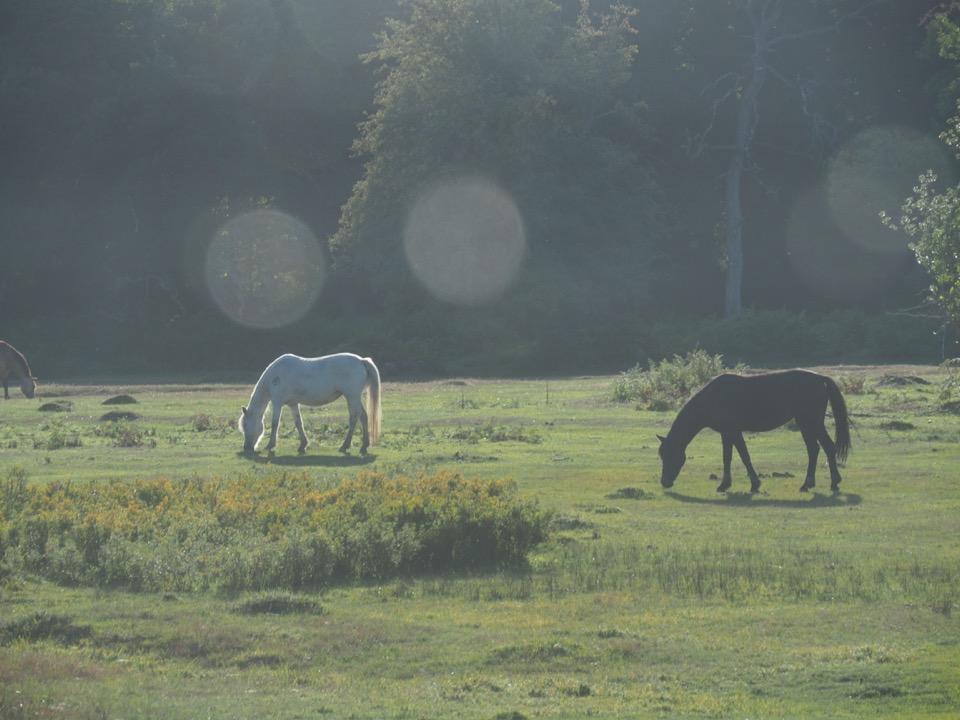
{"left": 238, "top": 451, "right": 377, "bottom": 468}
{"left": 664, "top": 489, "right": 862, "bottom": 509}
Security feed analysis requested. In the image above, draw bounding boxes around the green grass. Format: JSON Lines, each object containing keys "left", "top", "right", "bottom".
{"left": 1, "top": 367, "right": 959, "bottom": 718}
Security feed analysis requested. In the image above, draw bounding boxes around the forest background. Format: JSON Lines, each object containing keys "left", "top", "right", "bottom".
{"left": 3, "top": 0, "right": 960, "bottom": 379}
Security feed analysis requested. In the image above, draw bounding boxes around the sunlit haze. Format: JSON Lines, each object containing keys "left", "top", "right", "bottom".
{"left": 403, "top": 177, "right": 526, "bottom": 306}
{"left": 205, "top": 210, "right": 325, "bottom": 328}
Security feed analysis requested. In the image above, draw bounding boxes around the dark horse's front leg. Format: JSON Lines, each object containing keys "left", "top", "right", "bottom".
{"left": 720, "top": 432, "right": 762, "bottom": 493}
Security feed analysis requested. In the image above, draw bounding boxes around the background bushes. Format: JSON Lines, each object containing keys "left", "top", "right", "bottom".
{"left": 8, "top": 307, "right": 948, "bottom": 380}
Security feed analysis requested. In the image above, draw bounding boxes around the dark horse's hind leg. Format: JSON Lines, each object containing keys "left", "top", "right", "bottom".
{"left": 799, "top": 425, "right": 820, "bottom": 492}
{"left": 819, "top": 426, "right": 842, "bottom": 492}
{"left": 720, "top": 432, "right": 762, "bottom": 493}
{"left": 799, "top": 423, "right": 842, "bottom": 492}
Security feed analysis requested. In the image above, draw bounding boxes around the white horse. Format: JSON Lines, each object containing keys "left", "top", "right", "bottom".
{"left": 239, "top": 353, "right": 381, "bottom": 455}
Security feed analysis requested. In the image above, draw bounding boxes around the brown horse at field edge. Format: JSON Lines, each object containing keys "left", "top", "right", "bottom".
{"left": 658, "top": 369, "right": 851, "bottom": 494}
{"left": 0, "top": 340, "right": 37, "bottom": 399}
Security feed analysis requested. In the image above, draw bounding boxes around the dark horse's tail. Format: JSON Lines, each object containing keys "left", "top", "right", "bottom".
{"left": 825, "top": 377, "right": 851, "bottom": 464}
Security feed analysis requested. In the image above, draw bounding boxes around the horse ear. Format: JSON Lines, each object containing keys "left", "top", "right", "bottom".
{"left": 657, "top": 434, "right": 666, "bottom": 445}
{"left": 241, "top": 406, "right": 248, "bottom": 416}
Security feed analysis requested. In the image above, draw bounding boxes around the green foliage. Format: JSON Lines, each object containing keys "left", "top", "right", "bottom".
{"left": 0, "top": 471, "right": 551, "bottom": 592}
{"left": 887, "top": 166, "right": 960, "bottom": 326}
{"left": 610, "top": 349, "right": 742, "bottom": 409}
{"left": 885, "top": 105, "right": 960, "bottom": 328}
{"left": 331, "top": 0, "right": 663, "bottom": 305}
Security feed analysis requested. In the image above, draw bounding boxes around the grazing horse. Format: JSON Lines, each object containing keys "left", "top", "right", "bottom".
{"left": 0, "top": 340, "right": 37, "bottom": 399}
{"left": 658, "top": 369, "right": 851, "bottom": 493}
{"left": 239, "top": 353, "right": 381, "bottom": 455}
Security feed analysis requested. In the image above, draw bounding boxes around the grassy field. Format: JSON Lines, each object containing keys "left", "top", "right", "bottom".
{"left": 1, "top": 365, "right": 958, "bottom": 718}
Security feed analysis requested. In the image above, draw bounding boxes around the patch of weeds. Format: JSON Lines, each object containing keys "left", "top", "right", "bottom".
{"left": 597, "top": 627, "right": 627, "bottom": 639}
{"left": 490, "top": 640, "right": 576, "bottom": 664}
{"left": 102, "top": 394, "right": 138, "bottom": 405}
{"left": 563, "top": 682, "right": 593, "bottom": 697}
{"left": 94, "top": 419, "right": 155, "bottom": 447}
{"left": 848, "top": 685, "right": 904, "bottom": 699}
{"left": 32, "top": 419, "right": 82, "bottom": 450}
{"left": 233, "top": 593, "right": 325, "bottom": 616}
{"left": 443, "top": 451, "right": 499, "bottom": 463}
{"left": 233, "top": 651, "right": 285, "bottom": 669}
{"left": 574, "top": 503, "right": 621, "bottom": 515}
{"left": 38, "top": 400, "right": 72, "bottom": 412}
{"left": 449, "top": 421, "right": 541, "bottom": 444}
{"left": 880, "top": 420, "right": 915, "bottom": 431}
{"left": 191, "top": 413, "right": 230, "bottom": 432}
{"left": 606, "top": 486, "right": 655, "bottom": 500}
{"left": 551, "top": 513, "right": 594, "bottom": 531}
{"left": 100, "top": 410, "right": 140, "bottom": 422}
{"left": 0, "top": 611, "right": 92, "bottom": 646}
{"left": 836, "top": 374, "right": 867, "bottom": 395}
{"left": 3, "top": 464, "right": 29, "bottom": 509}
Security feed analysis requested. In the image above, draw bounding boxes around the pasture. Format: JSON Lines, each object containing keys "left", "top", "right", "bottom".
{"left": 1, "top": 366, "right": 958, "bottom": 718}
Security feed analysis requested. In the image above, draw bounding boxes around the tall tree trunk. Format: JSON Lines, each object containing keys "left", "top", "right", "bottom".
{"left": 723, "top": 0, "right": 776, "bottom": 318}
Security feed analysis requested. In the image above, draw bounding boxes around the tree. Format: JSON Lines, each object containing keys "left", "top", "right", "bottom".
{"left": 330, "top": 0, "right": 666, "bottom": 314}
{"left": 681, "top": 0, "right": 887, "bottom": 317}
{"left": 885, "top": 108, "right": 960, "bottom": 329}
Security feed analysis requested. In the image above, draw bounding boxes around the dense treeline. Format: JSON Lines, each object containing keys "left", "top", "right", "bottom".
{"left": 0, "top": 1, "right": 956, "bottom": 376}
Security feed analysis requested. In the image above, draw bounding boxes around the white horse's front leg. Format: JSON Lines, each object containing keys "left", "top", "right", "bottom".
{"left": 290, "top": 403, "right": 309, "bottom": 454}
{"left": 265, "top": 403, "right": 283, "bottom": 451}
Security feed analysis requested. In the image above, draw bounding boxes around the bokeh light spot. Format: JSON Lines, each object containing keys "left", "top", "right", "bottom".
{"left": 826, "top": 125, "right": 953, "bottom": 255}
{"left": 403, "top": 177, "right": 526, "bottom": 305}
{"left": 205, "top": 210, "right": 325, "bottom": 328}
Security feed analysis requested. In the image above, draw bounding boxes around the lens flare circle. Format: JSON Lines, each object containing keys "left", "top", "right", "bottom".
{"left": 826, "top": 125, "right": 953, "bottom": 255}
{"left": 205, "top": 210, "right": 325, "bottom": 328}
{"left": 403, "top": 177, "right": 526, "bottom": 305}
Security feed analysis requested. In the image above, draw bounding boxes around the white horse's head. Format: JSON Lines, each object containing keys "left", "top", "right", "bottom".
{"left": 239, "top": 406, "right": 264, "bottom": 452}
{"left": 21, "top": 375, "right": 37, "bottom": 399}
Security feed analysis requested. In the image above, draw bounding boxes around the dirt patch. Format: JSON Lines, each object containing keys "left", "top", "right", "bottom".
{"left": 38, "top": 400, "right": 73, "bottom": 412}
{"left": 103, "top": 394, "right": 138, "bottom": 405}
{"left": 876, "top": 375, "right": 931, "bottom": 387}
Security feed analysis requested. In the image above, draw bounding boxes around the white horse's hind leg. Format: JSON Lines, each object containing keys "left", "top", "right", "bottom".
{"left": 358, "top": 408, "right": 370, "bottom": 455}
{"left": 290, "top": 403, "right": 309, "bottom": 454}
{"left": 340, "top": 398, "right": 360, "bottom": 453}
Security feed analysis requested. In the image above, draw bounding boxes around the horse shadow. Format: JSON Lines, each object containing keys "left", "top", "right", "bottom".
{"left": 239, "top": 451, "right": 377, "bottom": 468}
{"left": 664, "top": 488, "right": 862, "bottom": 509}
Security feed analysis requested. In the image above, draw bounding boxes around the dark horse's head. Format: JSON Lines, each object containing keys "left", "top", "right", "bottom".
{"left": 658, "top": 434, "right": 686, "bottom": 488}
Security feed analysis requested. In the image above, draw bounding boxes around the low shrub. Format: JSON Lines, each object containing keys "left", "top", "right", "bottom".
{"left": 0, "top": 470, "right": 551, "bottom": 592}
{"left": 610, "top": 349, "right": 743, "bottom": 409}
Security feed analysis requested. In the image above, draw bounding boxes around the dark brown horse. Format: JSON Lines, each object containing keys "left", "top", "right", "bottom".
{"left": 658, "top": 370, "right": 851, "bottom": 493}
{"left": 0, "top": 340, "right": 37, "bottom": 399}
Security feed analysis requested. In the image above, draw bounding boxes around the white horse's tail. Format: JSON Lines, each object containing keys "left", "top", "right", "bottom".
{"left": 363, "top": 357, "right": 382, "bottom": 445}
